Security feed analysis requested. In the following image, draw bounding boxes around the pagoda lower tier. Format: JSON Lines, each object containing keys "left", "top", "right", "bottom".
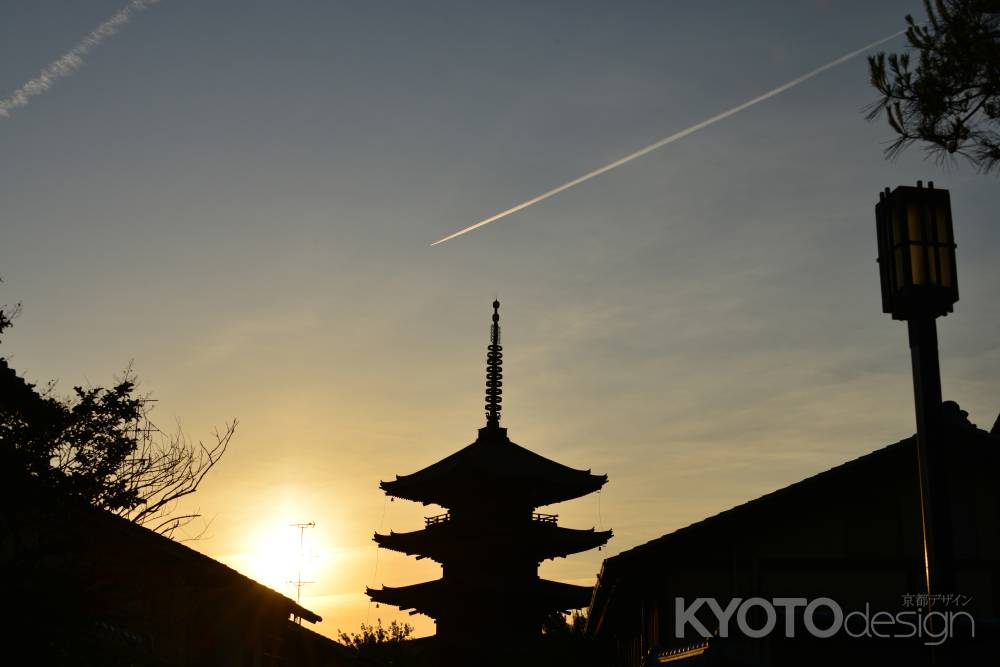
{"left": 374, "top": 517, "right": 612, "bottom": 563}
{"left": 366, "top": 577, "right": 594, "bottom": 629}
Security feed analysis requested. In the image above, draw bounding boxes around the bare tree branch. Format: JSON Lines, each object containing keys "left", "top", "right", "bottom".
{"left": 3, "top": 343, "right": 237, "bottom": 538}
{"left": 118, "top": 418, "right": 237, "bottom": 535}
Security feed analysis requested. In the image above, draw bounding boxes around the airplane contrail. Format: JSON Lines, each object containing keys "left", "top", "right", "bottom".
{"left": 0, "top": 0, "right": 163, "bottom": 120}
{"left": 431, "top": 30, "right": 905, "bottom": 246}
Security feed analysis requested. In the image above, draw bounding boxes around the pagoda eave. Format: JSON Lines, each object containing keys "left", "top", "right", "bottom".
{"left": 380, "top": 474, "right": 607, "bottom": 509}
{"left": 373, "top": 525, "right": 613, "bottom": 562}
{"left": 366, "top": 585, "right": 437, "bottom": 616}
{"left": 379, "top": 425, "right": 609, "bottom": 509}
{"left": 366, "top": 578, "right": 595, "bottom": 617}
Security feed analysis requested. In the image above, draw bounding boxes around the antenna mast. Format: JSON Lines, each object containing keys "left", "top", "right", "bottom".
{"left": 287, "top": 521, "right": 316, "bottom": 609}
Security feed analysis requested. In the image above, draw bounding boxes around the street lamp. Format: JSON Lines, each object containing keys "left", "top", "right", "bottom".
{"left": 875, "top": 180, "right": 958, "bottom": 602}
{"left": 876, "top": 181, "right": 958, "bottom": 320}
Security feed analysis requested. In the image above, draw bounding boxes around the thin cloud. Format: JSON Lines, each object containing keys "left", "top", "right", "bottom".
{"left": 431, "top": 30, "right": 905, "bottom": 246}
{"left": 0, "top": 0, "right": 163, "bottom": 120}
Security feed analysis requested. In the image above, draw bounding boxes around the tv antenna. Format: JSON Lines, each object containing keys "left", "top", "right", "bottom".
{"left": 287, "top": 521, "right": 316, "bottom": 605}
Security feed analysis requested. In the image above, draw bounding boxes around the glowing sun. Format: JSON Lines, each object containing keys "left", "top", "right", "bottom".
{"left": 244, "top": 522, "right": 325, "bottom": 595}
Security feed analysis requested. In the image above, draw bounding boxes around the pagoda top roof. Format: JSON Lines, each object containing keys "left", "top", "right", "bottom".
{"left": 380, "top": 424, "right": 607, "bottom": 508}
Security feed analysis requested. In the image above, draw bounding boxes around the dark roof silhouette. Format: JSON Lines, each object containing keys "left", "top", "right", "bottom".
{"left": 0, "top": 471, "right": 323, "bottom": 623}
{"left": 602, "top": 436, "right": 915, "bottom": 567}
{"left": 5, "top": 472, "right": 320, "bottom": 623}
{"left": 589, "top": 416, "right": 999, "bottom": 630}
{"left": 92, "top": 502, "right": 323, "bottom": 623}
{"left": 1, "top": 472, "right": 371, "bottom": 665}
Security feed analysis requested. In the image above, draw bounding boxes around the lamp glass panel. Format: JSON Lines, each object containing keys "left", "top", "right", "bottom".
{"left": 907, "top": 206, "right": 924, "bottom": 242}
{"left": 910, "top": 244, "right": 927, "bottom": 285}
{"left": 939, "top": 248, "right": 953, "bottom": 288}
{"left": 894, "top": 247, "right": 906, "bottom": 290}
{"left": 934, "top": 206, "right": 950, "bottom": 244}
{"left": 927, "top": 243, "right": 939, "bottom": 285}
{"left": 890, "top": 207, "right": 907, "bottom": 290}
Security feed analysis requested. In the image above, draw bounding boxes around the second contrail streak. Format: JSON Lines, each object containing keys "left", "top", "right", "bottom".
{"left": 0, "top": 0, "right": 162, "bottom": 120}
{"left": 431, "top": 30, "right": 904, "bottom": 246}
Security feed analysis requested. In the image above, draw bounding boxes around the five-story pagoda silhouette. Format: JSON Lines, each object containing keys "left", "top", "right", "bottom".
{"left": 367, "top": 300, "right": 611, "bottom": 647}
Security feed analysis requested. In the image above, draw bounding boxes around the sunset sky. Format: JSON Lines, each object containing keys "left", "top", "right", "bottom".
{"left": 2, "top": 0, "right": 998, "bottom": 639}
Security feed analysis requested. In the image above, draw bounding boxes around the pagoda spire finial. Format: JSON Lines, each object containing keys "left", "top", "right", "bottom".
{"left": 484, "top": 299, "right": 503, "bottom": 428}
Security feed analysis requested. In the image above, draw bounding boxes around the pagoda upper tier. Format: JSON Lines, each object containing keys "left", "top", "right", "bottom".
{"left": 379, "top": 424, "right": 607, "bottom": 508}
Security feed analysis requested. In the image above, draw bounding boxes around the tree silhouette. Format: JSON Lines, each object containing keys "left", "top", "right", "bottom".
{"left": 336, "top": 618, "right": 415, "bottom": 664}
{"left": 867, "top": 0, "right": 1000, "bottom": 172}
{"left": 542, "top": 609, "right": 588, "bottom": 635}
{"left": 1, "top": 288, "right": 234, "bottom": 537}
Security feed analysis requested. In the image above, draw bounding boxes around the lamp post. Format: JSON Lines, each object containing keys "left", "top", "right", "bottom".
{"left": 875, "top": 180, "right": 958, "bottom": 602}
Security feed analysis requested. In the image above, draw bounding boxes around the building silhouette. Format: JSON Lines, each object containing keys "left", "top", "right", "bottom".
{"left": 588, "top": 403, "right": 1000, "bottom": 665}
{"left": 2, "top": 472, "right": 370, "bottom": 667}
{"left": 367, "top": 300, "right": 612, "bottom": 658}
